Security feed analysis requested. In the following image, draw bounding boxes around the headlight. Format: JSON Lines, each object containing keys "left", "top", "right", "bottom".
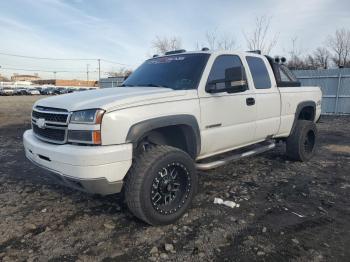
{"left": 70, "top": 109, "right": 104, "bottom": 124}
{"left": 68, "top": 109, "right": 104, "bottom": 145}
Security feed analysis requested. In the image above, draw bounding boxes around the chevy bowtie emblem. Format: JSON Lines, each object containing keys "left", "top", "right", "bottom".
{"left": 36, "top": 118, "right": 46, "bottom": 129}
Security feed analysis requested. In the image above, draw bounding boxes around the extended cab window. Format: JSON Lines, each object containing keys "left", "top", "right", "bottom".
{"left": 206, "top": 55, "right": 246, "bottom": 92}
{"left": 246, "top": 56, "right": 271, "bottom": 89}
{"left": 123, "top": 53, "right": 209, "bottom": 90}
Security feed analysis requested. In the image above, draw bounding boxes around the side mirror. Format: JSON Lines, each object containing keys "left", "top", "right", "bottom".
{"left": 207, "top": 66, "right": 248, "bottom": 93}
{"left": 225, "top": 80, "right": 248, "bottom": 93}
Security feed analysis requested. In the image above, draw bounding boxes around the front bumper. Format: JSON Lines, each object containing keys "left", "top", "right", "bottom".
{"left": 23, "top": 130, "right": 133, "bottom": 195}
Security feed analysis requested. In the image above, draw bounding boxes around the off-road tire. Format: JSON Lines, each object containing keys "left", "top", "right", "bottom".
{"left": 124, "top": 145, "right": 198, "bottom": 225}
{"left": 286, "top": 120, "right": 317, "bottom": 161}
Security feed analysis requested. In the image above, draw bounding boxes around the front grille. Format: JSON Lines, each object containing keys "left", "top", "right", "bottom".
{"left": 33, "top": 124, "right": 66, "bottom": 143}
{"left": 32, "top": 110, "right": 68, "bottom": 123}
{"left": 32, "top": 106, "right": 69, "bottom": 144}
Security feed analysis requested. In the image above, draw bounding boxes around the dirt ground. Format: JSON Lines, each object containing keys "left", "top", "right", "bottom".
{"left": 0, "top": 96, "right": 349, "bottom": 262}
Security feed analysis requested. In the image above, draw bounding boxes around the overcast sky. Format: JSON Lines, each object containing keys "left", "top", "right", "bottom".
{"left": 0, "top": 0, "right": 349, "bottom": 79}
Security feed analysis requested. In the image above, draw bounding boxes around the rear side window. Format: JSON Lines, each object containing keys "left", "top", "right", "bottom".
{"left": 246, "top": 57, "right": 271, "bottom": 89}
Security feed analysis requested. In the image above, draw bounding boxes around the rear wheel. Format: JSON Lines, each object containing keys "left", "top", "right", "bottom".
{"left": 286, "top": 120, "right": 317, "bottom": 161}
{"left": 124, "top": 145, "right": 197, "bottom": 225}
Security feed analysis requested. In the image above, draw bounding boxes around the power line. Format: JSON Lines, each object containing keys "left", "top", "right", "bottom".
{"left": 0, "top": 63, "right": 96, "bottom": 72}
{"left": 0, "top": 66, "right": 110, "bottom": 74}
{"left": 0, "top": 66, "right": 85, "bottom": 73}
{"left": 0, "top": 51, "right": 135, "bottom": 66}
{"left": 0, "top": 51, "right": 96, "bottom": 61}
{"left": 100, "top": 58, "right": 133, "bottom": 66}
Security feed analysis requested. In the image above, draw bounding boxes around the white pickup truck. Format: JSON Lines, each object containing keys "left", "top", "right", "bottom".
{"left": 23, "top": 50, "right": 322, "bottom": 225}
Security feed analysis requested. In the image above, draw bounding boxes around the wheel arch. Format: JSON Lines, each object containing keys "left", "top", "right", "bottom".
{"left": 126, "top": 114, "right": 201, "bottom": 159}
{"left": 290, "top": 101, "right": 316, "bottom": 135}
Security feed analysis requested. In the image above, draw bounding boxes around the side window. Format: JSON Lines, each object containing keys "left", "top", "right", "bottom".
{"left": 246, "top": 56, "right": 271, "bottom": 89}
{"left": 207, "top": 55, "right": 246, "bottom": 92}
{"left": 279, "top": 67, "right": 291, "bottom": 81}
{"left": 280, "top": 65, "right": 298, "bottom": 82}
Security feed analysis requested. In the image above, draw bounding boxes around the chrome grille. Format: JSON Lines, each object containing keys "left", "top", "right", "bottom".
{"left": 32, "top": 111, "right": 68, "bottom": 123}
{"left": 32, "top": 106, "right": 70, "bottom": 144}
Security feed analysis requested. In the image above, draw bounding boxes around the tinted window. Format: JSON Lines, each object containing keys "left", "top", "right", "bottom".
{"left": 279, "top": 67, "right": 291, "bottom": 81}
{"left": 207, "top": 55, "right": 246, "bottom": 92}
{"left": 280, "top": 65, "right": 298, "bottom": 82}
{"left": 123, "top": 54, "right": 209, "bottom": 90}
{"left": 246, "top": 57, "right": 271, "bottom": 89}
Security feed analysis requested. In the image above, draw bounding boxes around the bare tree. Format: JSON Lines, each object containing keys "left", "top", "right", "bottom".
{"left": 107, "top": 67, "right": 132, "bottom": 78}
{"left": 313, "top": 47, "right": 331, "bottom": 69}
{"left": 197, "top": 30, "right": 237, "bottom": 51}
{"left": 152, "top": 36, "right": 182, "bottom": 55}
{"left": 243, "top": 15, "right": 278, "bottom": 55}
{"left": 327, "top": 28, "right": 350, "bottom": 67}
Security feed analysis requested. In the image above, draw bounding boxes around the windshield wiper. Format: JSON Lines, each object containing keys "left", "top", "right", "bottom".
{"left": 120, "top": 84, "right": 135, "bottom": 87}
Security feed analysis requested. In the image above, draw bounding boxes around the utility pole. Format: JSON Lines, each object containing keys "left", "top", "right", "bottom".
{"left": 86, "top": 64, "right": 89, "bottom": 82}
{"left": 98, "top": 59, "right": 101, "bottom": 87}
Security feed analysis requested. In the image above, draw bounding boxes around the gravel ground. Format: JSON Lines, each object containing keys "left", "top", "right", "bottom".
{"left": 0, "top": 96, "right": 349, "bottom": 262}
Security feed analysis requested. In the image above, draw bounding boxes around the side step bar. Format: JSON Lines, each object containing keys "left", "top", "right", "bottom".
{"left": 196, "top": 141, "right": 276, "bottom": 170}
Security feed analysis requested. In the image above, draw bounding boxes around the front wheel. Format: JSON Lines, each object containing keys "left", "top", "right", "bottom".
{"left": 124, "top": 145, "right": 198, "bottom": 225}
{"left": 286, "top": 120, "right": 318, "bottom": 161}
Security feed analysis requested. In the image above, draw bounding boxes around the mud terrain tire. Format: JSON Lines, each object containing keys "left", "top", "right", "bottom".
{"left": 124, "top": 145, "right": 198, "bottom": 225}
{"left": 286, "top": 120, "right": 317, "bottom": 162}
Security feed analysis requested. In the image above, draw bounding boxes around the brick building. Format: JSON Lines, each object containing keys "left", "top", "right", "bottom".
{"left": 34, "top": 79, "right": 98, "bottom": 87}
{"left": 11, "top": 73, "right": 40, "bottom": 82}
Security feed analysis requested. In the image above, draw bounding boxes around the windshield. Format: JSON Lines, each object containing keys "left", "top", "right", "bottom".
{"left": 123, "top": 53, "right": 210, "bottom": 90}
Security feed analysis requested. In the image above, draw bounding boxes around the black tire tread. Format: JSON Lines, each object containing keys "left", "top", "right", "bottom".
{"left": 124, "top": 145, "right": 191, "bottom": 225}
{"left": 286, "top": 120, "right": 317, "bottom": 161}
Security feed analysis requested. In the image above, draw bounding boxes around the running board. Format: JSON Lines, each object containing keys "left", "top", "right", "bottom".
{"left": 196, "top": 141, "right": 276, "bottom": 170}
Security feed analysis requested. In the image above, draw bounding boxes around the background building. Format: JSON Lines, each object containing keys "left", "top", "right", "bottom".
{"left": 0, "top": 74, "right": 9, "bottom": 82}
{"left": 33, "top": 79, "right": 98, "bottom": 87}
{"left": 11, "top": 73, "right": 40, "bottom": 82}
{"left": 99, "top": 76, "right": 126, "bottom": 88}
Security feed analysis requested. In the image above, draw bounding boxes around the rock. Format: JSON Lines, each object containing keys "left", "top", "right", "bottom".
{"left": 41, "top": 208, "right": 47, "bottom": 213}
{"left": 25, "top": 223, "right": 37, "bottom": 230}
{"left": 104, "top": 223, "right": 115, "bottom": 230}
{"left": 160, "top": 253, "right": 168, "bottom": 259}
{"left": 239, "top": 219, "right": 246, "bottom": 225}
{"left": 150, "top": 246, "right": 158, "bottom": 254}
{"left": 318, "top": 206, "right": 327, "bottom": 213}
{"left": 110, "top": 250, "right": 124, "bottom": 258}
{"left": 182, "top": 226, "right": 190, "bottom": 231}
{"left": 292, "top": 238, "right": 299, "bottom": 244}
{"left": 148, "top": 257, "right": 157, "bottom": 261}
{"left": 194, "top": 239, "right": 203, "bottom": 246}
{"left": 198, "top": 252, "right": 205, "bottom": 258}
{"left": 229, "top": 216, "right": 237, "bottom": 222}
{"left": 247, "top": 236, "right": 254, "bottom": 240}
{"left": 164, "top": 243, "right": 174, "bottom": 252}
{"left": 257, "top": 251, "right": 265, "bottom": 256}
{"left": 262, "top": 227, "right": 267, "bottom": 233}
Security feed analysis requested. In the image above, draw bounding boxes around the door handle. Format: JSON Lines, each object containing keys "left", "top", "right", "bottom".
{"left": 246, "top": 97, "right": 255, "bottom": 106}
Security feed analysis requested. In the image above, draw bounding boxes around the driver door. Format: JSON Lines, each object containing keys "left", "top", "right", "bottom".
{"left": 198, "top": 55, "right": 257, "bottom": 158}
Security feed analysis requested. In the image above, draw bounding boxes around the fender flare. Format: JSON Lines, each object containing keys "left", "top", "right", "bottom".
{"left": 126, "top": 114, "right": 201, "bottom": 157}
{"left": 290, "top": 101, "right": 316, "bottom": 135}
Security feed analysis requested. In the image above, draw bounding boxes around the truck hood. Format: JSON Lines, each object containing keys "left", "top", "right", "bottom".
{"left": 35, "top": 87, "right": 189, "bottom": 112}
